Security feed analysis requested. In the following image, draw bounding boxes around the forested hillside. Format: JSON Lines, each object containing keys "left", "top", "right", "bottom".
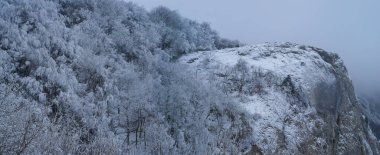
{"left": 0, "top": 0, "right": 246, "bottom": 154}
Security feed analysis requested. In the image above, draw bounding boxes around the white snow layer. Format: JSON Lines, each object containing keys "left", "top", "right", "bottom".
{"left": 179, "top": 42, "right": 336, "bottom": 154}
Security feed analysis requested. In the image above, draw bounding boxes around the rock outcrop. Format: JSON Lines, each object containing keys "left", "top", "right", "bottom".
{"left": 180, "top": 42, "right": 379, "bottom": 154}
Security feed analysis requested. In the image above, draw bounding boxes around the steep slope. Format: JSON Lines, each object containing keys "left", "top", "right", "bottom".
{"left": 359, "top": 93, "right": 380, "bottom": 139}
{"left": 180, "top": 42, "right": 379, "bottom": 154}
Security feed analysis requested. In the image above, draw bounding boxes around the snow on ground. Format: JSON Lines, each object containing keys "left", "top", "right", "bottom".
{"left": 182, "top": 43, "right": 336, "bottom": 93}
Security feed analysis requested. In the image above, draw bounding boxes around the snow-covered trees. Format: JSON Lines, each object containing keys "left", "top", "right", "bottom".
{"left": 149, "top": 6, "right": 241, "bottom": 58}
{"left": 0, "top": 0, "right": 249, "bottom": 154}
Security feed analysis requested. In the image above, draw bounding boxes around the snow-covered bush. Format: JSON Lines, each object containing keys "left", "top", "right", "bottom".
{"left": 219, "top": 59, "right": 277, "bottom": 97}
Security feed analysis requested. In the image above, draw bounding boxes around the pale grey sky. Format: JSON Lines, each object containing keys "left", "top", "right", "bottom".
{"left": 127, "top": 0, "right": 380, "bottom": 93}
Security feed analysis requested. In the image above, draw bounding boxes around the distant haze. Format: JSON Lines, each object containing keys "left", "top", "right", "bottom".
{"left": 127, "top": 0, "right": 380, "bottom": 93}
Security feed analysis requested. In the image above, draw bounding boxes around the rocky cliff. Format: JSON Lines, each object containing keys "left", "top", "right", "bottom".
{"left": 359, "top": 93, "right": 380, "bottom": 141}
{"left": 180, "top": 42, "right": 379, "bottom": 154}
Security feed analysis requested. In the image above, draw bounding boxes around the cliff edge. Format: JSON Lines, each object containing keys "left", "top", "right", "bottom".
{"left": 180, "top": 42, "right": 379, "bottom": 154}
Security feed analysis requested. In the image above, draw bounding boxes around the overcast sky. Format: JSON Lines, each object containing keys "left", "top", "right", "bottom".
{"left": 127, "top": 0, "right": 380, "bottom": 93}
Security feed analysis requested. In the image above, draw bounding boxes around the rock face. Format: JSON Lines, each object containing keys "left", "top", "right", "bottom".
{"left": 359, "top": 93, "right": 380, "bottom": 140}
{"left": 180, "top": 42, "right": 379, "bottom": 154}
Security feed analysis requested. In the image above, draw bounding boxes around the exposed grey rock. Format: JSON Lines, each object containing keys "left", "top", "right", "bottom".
{"left": 359, "top": 93, "right": 380, "bottom": 140}
{"left": 305, "top": 46, "right": 379, "bottom": 155}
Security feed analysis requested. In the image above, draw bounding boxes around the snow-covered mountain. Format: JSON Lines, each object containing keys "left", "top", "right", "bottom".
{"left": 0, "top": 0, "right": 378, "bottom": 154}
{"left": 180, "top": 42, "right": 379, "bottom": 154}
